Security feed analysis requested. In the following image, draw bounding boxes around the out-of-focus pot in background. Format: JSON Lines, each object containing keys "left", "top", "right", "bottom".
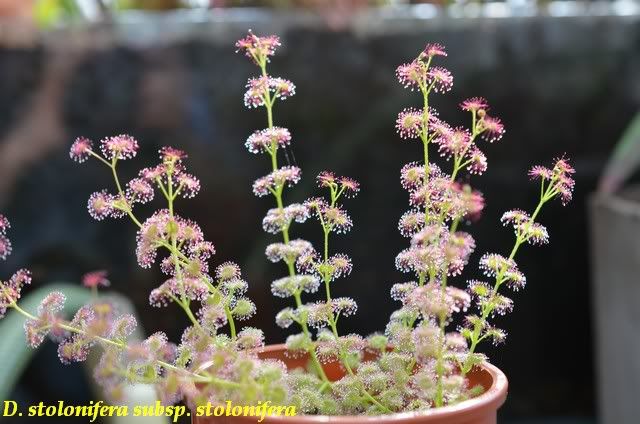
{"left": 590, "top": 187, "right": 640, "bottom": 424}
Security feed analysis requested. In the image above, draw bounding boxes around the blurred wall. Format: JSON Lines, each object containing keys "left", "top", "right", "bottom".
{"left": 1, "top": 9, "right": 639, "bottom": 421}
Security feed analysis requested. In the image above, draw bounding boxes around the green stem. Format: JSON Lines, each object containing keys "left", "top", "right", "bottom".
{"left": 342, "top": 359, "right": 393, "bottom": 414}
{"left": 257, "top": 57, "right": 329, "bottom": 385}
{"left": 461, "top": 181, "right": 555, "bottom": 375}
{"left": 225, "top": 304, "right": 237, "bottom": 339}
{"left": 7, "top": 301, "right": 230, "bottom": 384}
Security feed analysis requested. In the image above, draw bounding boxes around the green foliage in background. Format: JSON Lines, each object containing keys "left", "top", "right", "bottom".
{"left": 35, "top": 0, "right": 82, "bottom": 27}
{"left": 0, "top": 283, "right": 91, "bottom": 401}
{"left": 599, "top": 111, "right": 640, "bottom": 193}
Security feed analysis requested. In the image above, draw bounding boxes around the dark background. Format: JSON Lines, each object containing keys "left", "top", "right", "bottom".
{"left": 2, "top": 5, "right": 639, "bottom": 423}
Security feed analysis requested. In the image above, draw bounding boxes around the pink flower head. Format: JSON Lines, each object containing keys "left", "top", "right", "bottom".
{"left": 554, "top": 157, "right": 575, "bottom": 176}
{"left": 523, "top": 222, "right": 549, "bottom": 245}
{"left": 303, "top": 197, "right": 329, "bottom": 213}
{"left": 252, "top": 166, "right": 302, "bottom": 197}
{"left": 396, "top": 61, "right": 427, "bottom": 90}
{"left": 82, "top": 270, "right": 110, "bottom": 289}
{"left": 435, "top": 128, "right": 471, "bottom": 159}
{"left": 479, "top": 115, "right": 505, "bottom": 142}
{"left": 100, "top": 135, "right": 139, "bottom": 160}
{"left": 176, "top": 172, "right": 201, "bottom": 198}
{"left": 0, "top": 214, "right": 9, "bottom": 234}
{"left": 461, "top": 187, "right": 485, "bottom": 220}
{"left": 109, "top": 314, "right": 137, "bottom": 339}
{"left": 252, "top": 176, "right": 272, "bottom": 197}
{"left": 396, "top": 108, "right": 424, "bottom": 139}
{"left": 306, "top": 301, "right": 333, "bottom": 328}
{"left": 57, "top": 336, "right": 93, "bottom": 364}
{"left": 266, "top": 239, "right": 313, "bottom": 264}
{"left": 0, "top": 269, "right": 31, "bottom": 317}
{"left": 331, "top": 296, "right": 358, "bottom": 317}
{"left": 272, "top": 275, "right": 319, "bottom": 298}
{"left": 421, "top": 43, "right": 447, "bottom": 58}
{"left": 0, "top": 234, "right": 12, "bottom": 260}
{"left": 149, "top": 284, "right": 171, "bottom": 308}
{"left": 479, "top": 253, "right": 516, "bottom": 278}
{"left": 501, "top": 209, "right": 530, "bottom": 226}
{"left": 0, "top": 284, "right": 18, "bottom": 317}
{"left": 503, "top": 269, "right": 527, "bottom": 291}
{"left": 143, "top": 331, "right": 169, "bottom": 355}
{"left": 530, "top": 158, "right": 575, "bottom": 205}
{"left": 243, "top": 76, "right": 269, "bottom": 108}
{"left": 262, "top": 204, "right": 310, "bottom": 234}
{"left": 188, "top": 241, "right": 216, "bottom": 264}
{"left": 317, "top": 171, "right": 336, "bottom": 188}
{"left": 139, "top": 165, "right": 167, "bottom": 182}
{"left": 180, "top": 278, "right": 209, "bottom": 302}
{"left": 270, "top": 77, "right": 296, "bottom": 99}
{"left": 245, "top": 127, "right": 291, "bottom": 154}
{"left": 406, "top": 283, "right": 470, "bottom": 317}
{"left": 235, "top": 31, "right": 281, "bottom": 64}
{"left": 235, "top": 327, "right": 265, "bottom": 350}
{"left": 136, "top": 210, "right": 170, "bottom": 268}
{"left": 152, "top": 278, "right": 207, "bottom": 305}
{"left": 400, "top": 162, "right": 426, "bottom": 191}
{"left": 24, "top": 319, "right": 46, "bottom": 347}
{"left": 390, "top": 281, "right": 418, "bottom": 303}
{"left": 37, "top": 291, "right": 66, "bottom": 316}
{"left": 126, "top": 178, "right": 154, "bottom": 204}
{"left": 398, "top": 210, "right": 424, "bottom": 237}
{"left": 501, "top": 208, "right": 548, "bottom": 244}
{"left": 243, "top": 77, "right": 296, "bottom": 109}
{"left": 329, "top": 253, "right": 353, "bottom": 279}
{"left": 9, "top": 269, "right": 32, "bottom": 291}
{"left": 70, "top": 137, "right": 94, "bottom": 163}
{"left": 447, "top": 231, "right": 476, "bottom": 275}
{"left": 87, "top": 190, "right": 115, "bottom": 221}
{"left": 460, "top": 97, "right": 489, "bottom": 112}
{"left": 426, "top": 67, "right": 453, "bottom": 93}
{"left": 429, "top": 115, "right": 453, "bottom": 139}
{"left": 215, "top": 261, "right": 242, "bottom": 282}
{"left": 176, "top": 216, "right": 204, "bottom": 244}
{"left": 338, "top": 176, "right": 360, "bottom": 198}
{"left": 319, "top": 206, "right": 353, "bottom": 234}
{"left": 198, "top": 303, "right": 228, "bottom": 331}
{"left": 159, "top": 146, "right": 187, "bottom": 164}
{"left": 466, "top": 147, "right": 488, "bottom": 175}
{"left": 552, "top": 157, "right": 576, "bottom": 205}
{"left": 467, "top": 280, "right": 491, "bottom": 299}
{"left": 528, "top": 165, "right": 553, "bottom": 181}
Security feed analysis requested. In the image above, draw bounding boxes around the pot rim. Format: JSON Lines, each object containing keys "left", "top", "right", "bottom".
{"left": 255, "top": 343, "right": 508, "bottom": 423}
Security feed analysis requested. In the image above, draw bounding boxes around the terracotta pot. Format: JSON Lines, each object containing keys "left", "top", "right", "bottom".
{"left": 192, "top": 344, "right": 508, "bottom": 424}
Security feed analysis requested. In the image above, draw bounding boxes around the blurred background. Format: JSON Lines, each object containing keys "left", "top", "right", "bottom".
{"left": 1, "top": 0, "right": 640, "bottom": 423}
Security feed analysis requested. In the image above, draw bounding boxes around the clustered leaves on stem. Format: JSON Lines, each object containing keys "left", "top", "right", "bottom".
{"left": 15, "top": 135, "right": 290, "bottom": 408}
{"left": 0, "top": 33, "right": 575, "bottom": 417}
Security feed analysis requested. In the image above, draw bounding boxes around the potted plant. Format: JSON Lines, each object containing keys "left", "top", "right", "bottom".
{"left": 0, "top": 32, "right": 574, "bottom": 423}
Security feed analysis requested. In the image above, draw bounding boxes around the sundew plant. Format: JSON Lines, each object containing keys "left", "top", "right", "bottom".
{"left": 0, "top": 32, "right": 575, "bottom": 416}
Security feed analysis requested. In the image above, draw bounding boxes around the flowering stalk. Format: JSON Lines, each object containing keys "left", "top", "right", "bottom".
{"left": 74, "top": 138, "right": 214, "bottom": 334}
{"left": 302, "top": 174, "right": 391, "bottom": 413}
{"left": 236, "top": 32, "right": 328, "bottom": 384}
{"left": 460, "top": 159, "right": 575, "bottom": 375}
{"left": 0, "top": 210, "right": 257, "bottom": 404}
{"left": 238, "top": 33, "right": 395, "bottom": 413}
{"left": 392, "top": 42, "right": 570, "bottom": 409}
{"left": 65, "top": 136, "right": 278, "bottom": 405}
{"left": 6, "top": 290, "right": 221, "bottom": 385}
